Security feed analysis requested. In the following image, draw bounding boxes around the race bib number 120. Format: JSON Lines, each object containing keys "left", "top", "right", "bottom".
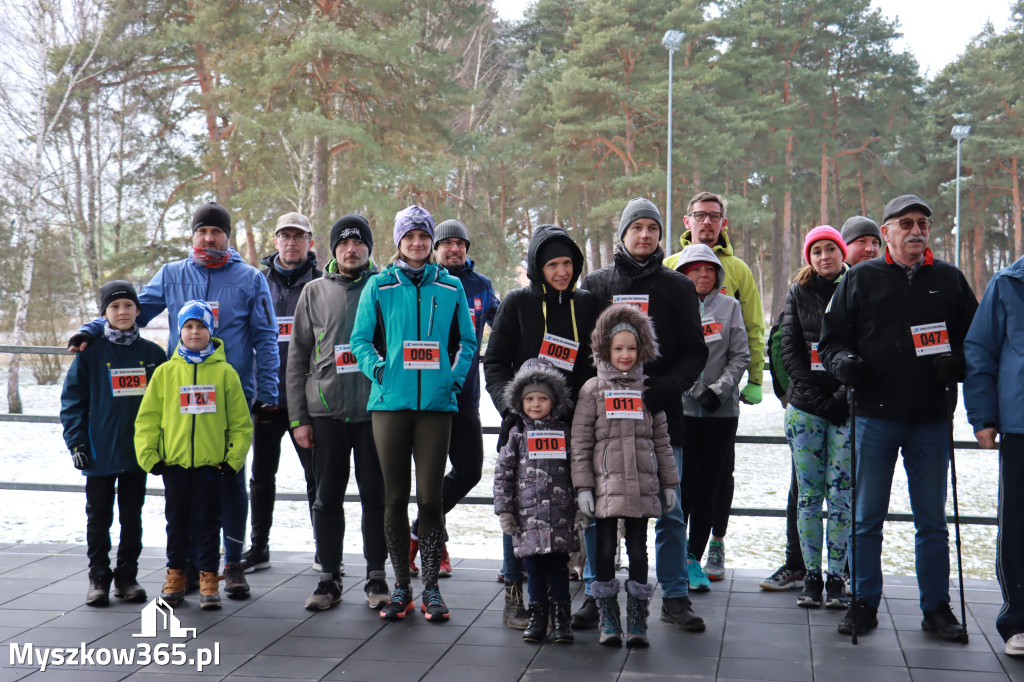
{"left": 180, "top": 385, "right": 217, "bottom": 414}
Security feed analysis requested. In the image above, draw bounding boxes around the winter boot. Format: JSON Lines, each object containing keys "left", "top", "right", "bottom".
{"left": 550, "top": 600, "right": 574, "bottom": 644}
{"left": 592, "top": 579, "right": 623, "bottom": 647}
{"left": 503, "top": 579, "right": 529, "bottom": 630}
{"left": 625, "top": 580, "right": 655, "bottom": 648}
{"left": 223, "top": 562, "right": 250, "bottom": 599}
{"left": 523, "top": 601, "right": 550, "bottom": 643}
{"left": 113, "top": 568, "right": 147, "bottom": 603}
{"left": 572, "top": 594, "right": 600, "bottom": 629}
{"left": 161, "top": 568, "right": 187, "bottom": 606}
{"left": 85, "top": 567, "right": 112, "bottom": 607}
{"left": 199, "top": 571, "right": 222, "bottom": 610}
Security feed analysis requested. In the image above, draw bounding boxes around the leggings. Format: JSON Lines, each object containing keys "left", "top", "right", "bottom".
{"left": 371, "top": 410, "right": 452, "bottom": 585}
{"left": 681, "top": 416, "right": 738, "bottom": 560}
{"left": 595, "top": 517, "right": 649, "bottom": 584}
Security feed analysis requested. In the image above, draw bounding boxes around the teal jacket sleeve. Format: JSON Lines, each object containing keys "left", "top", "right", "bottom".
{"left": 351, "top": 277, "right": 384, "bottom": 384}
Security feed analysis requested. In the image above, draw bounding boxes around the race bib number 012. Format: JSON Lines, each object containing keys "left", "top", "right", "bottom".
{"left": 403, "top": 340, "right": 440, "bottom": 370}
{"left": 911, "top": 322, "right": 950, "bottom": 357}
{"left": 538, "top": 333, "right": 579, "bottom": 371}
{"left": 526, "top": 430, "right": 567, "bottom": 459}
{"left": 180, "top": 385, "right": 217, "bottom": 414}
{"left": 335, "top": 344, "right": 359, "bottom": 374}
{"left": 110, "top": 367, "right": 147, "bottom": 397}
{"left": 604, "top": 390, "right": 643, "bottom": 419}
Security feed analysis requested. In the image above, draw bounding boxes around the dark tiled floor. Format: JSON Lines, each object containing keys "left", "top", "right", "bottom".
{"left": 0, "top": 543, "right": 1022, "bottom": 681}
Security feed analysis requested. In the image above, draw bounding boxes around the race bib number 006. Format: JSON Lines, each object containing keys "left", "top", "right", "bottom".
{"left": 604, "top": 390, "right": 643, "bottom": 419}
{"left": 110, "top": 367, "right": 147, "bottom": 397}
{"left": 180, "top": 385, "right": 217, "bottom": 414}
{"left": 403, "top": 340, "right": 440, "bottom": 370}
{"left": 526, "top": 430, "right": 567, "bottom": 459}
{"left": 335, "top": 344, "right": 359, "bottom": 374}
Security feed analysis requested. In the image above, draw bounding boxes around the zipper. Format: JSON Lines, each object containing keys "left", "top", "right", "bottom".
{"left": 416, "top": 281, "right": 422, "bottom": 409}
{"left": 428, "top": 296, "right": 436, "bottom": 335}
{"left": 190, "top": 364, "right": 197, "bottom": 468}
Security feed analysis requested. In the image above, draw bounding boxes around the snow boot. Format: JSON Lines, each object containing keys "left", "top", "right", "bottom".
{"left": 625, "top": 580, "right": 655, "bottom": 648}
{"left": 592, "top": 579, "right": 622, "bottom": 647}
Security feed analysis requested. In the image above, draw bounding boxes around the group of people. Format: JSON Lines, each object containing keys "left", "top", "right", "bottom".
{"left": 57, "top": 188, "right": 1024, "bottom": 658}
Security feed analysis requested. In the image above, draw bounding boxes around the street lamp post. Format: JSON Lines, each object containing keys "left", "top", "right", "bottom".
{"left": 662, "top": 30, "right": 684, "bottom": 252}
{"left": 951, "top": 123, "right": 971, "bottom": 270}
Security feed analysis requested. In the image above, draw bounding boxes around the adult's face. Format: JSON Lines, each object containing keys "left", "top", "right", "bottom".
{"left": 334, "top": 237, "right": 370, "bottom": 277}
{"left": 192, "top": 225, "right": 229, "bottom": 252}
{"left": 622, "top": 218, "right": 660, "bottom": 259}
{"left": 274, "top": 228, "right": 313, "bottom": 268}
{"left": 399, "top": 229, "right": 432, "bottom": 267}
{"left": 809, "top": 239, "right": 843, "bottom": 279}
{"left": 686, "top": 263, "right": 717, "bottom": 297}
{"left": 542, "top": 256, "right": 573, "bottom": 292}
{"left": 845, "top": 235, "right": 880, "bottom": 265}
{"left": 435, "top": 238, "right": 468, "bottom": 269}
{"left": 882, "top": 210, "right": 931, "bottom": 265}
{"left": 685, "top": 200, "right": 727, "bottom": 246}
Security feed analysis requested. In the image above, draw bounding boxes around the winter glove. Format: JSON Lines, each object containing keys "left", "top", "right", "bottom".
{"left": 373, "top": 365, "right": 384, "bottom": 383}
{"left": 687, "top": 380, "right": 722, "bottom": 413}
{"left": 149, "top": 461, "right": 167, "bottom": 476}
{"left": 67, "top": 331, "right": 93, "bottom": 352}
{"left": 574, "top": 509, "right": 593, "bottom": 531}
{"left": 933, "top": 353, "right": 967, "bottom": 386}
{"left": 220, "top": 462, "right": 238, "bottom": 477}
{"left": 499, "top": 513, "right": 519, "bottom": 536}
{"left": 835, "top": 353, "right": 865, "bottom": 387}
{"left": 577, "top": 490, "right": 595, "bottom": 517}
{"left": 740, "top": 383, "right": 763, "bottom": 405}
{"left": 70, "top": 446, "right": 90, "bottom": 471}
{"left": 820, "top": 391, "right": 849, "bottom": 427}
{"left": 252, "top": 401, "right": 278, "bottom": 424}
{"left": 643, "top": 377, "right": 678, "bottom": 414}
{"left": 662, "top": 488, "right": 677, "bottom": 515}
{"left": 497, "top": 412, "right": 519, "bottom": 451}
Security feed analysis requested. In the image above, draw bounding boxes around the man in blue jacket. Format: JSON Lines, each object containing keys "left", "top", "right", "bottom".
{"left": 68, "top": 202, "right": 279, "bottom": 600}
{"left": 408, "top": 219, "right": 499, "bottom": 578}
{"left": 964, "top": 256, "right": 1024, "bottom": 657}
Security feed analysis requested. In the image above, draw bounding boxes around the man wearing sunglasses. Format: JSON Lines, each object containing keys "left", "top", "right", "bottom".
{"left": 819, "top": 194, "right": 977, "bottom": 641}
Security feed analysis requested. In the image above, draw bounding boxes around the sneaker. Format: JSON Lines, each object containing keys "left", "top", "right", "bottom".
{"left": 705, "top": 540, "right": 725, "bottom": 581}
{"left": 688, "top": 554, "right": 711, "bottom": 592}
{"left": 660, "top": 596, "right": 705, "bottom": 632}
{"left": 421, "top": 582, "right": 450, "bottom": 622}
{"left": 759, "top": 564, "right": 806, "bottom": 591}
{"left": 438, "top": 546, "right": 452, "bottom": 578}
{"left": 921, "top": 602, "right": 968, "bottom": 642}
{"left": 797, "top": 572, "right": 824, "bottom": 608}
{"left": 409, "top": 538, "right": 419, "bottom": 577}
{"left": 1005, "top": 632, "right": 1024, "bottom": 656}
{"left": 824, "top": 573, "right": 848, "bottom": 610}
{"left": 85, "top": 568, "right": 112, "bottom": 607}
{"left": 837, "top": 598, "right": 878, "bottom": 636}
{"left": 571, "top": 594, "right": 600, "bottom": 629}
{"left": 223, "top": 563, "right": 250, "bottom": 599}
{"left": 305, "top": 573, "right": 342, "bottom": 611}
{"left": 240, "top": 547, "right": 271, "bottom": 573}
{"left": 364, "top": 571, "right": 390, "bottom": 610}
{"left": 112, "top": 572, "right": 147, "bottom": 603}
{"left": 380, "top": 583, "right": 414, "bottom": 620}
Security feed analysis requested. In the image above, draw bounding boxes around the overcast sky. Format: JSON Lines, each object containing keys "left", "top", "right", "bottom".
{"left": 492, "top": 0, "right": 1015, "bottom": 77}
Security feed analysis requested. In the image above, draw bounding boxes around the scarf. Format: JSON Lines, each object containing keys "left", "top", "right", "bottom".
{"left": 103, "top": 322, "right": 139, "bottom": 346}
{"left": 177, "top": 341, "right": 215, "bottom": 364}
{"left": 397, "top": 258, "right": 426, "bottom": 285}
{"left": 191, "top": 246, "right": 231, "bottom": 268}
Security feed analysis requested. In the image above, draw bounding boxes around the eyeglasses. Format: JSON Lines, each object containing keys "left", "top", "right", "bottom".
{"left": 275, "top": 234, "right": 310, "bottom": 243}
{"left": 891, "top": 218, "right": 932, "bottom": 231}
{"left": 687, "top": 211, "right": 723, "bottom": 223}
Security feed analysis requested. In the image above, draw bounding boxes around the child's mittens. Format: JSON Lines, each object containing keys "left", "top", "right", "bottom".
{"left": 499, "top": 513, "right": 519, "bottom": 535}
{"left": 577, "top": 490, "right": 595, "bottom": 517}
{"left": 662, "top": 488, "right": 677, "bottom": 516}
{"left": 70, "top": 445, "right": 90, "bottom": 471}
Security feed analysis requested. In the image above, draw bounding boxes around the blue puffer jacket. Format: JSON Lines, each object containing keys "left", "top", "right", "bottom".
{"left": 79, "top": 250, "right": 279, "bottom": 404}
{"left": 350, "top": 262, "right": 477, "bottom": 412}
{"left": 965, "top": 256, "right": 1024, "bottom": 434}
{"left": 448, "top": 259, "right": 499, "bottom": 410}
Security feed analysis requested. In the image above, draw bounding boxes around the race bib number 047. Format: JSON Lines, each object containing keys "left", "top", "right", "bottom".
{"left": 911, "top": 322, "right": 950, "bottom": 357}
{"left": 180, "top": 385, "right": 217, "bottom": 414}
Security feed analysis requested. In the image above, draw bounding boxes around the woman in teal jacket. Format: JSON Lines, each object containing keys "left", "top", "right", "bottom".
{"left": 351, "top": 205, "right": 476, "bottom": 623}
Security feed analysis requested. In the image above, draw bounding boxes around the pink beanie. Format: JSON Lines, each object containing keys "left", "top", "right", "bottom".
{"left": 803, "top": 225, "right": 847, "bottom": 265}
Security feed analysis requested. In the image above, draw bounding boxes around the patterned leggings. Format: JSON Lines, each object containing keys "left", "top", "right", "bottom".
{"left": 784, "top": 404, "right": 852, "bottom": 575}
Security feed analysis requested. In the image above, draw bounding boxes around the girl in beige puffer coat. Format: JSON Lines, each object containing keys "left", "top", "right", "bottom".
{"left": 570, "top": 304, "right": 679, "bottom": 647}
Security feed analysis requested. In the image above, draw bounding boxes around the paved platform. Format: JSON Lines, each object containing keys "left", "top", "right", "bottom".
{"left": 0, "top": 543, "right": 1021, "bottom": 681}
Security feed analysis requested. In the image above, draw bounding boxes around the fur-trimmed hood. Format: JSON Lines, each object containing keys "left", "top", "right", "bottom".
{"left": 504, "top": 357, "right": 572, "bottom": 419}
{"left": 590, "top": 304, "right": 659, "bottom": 367}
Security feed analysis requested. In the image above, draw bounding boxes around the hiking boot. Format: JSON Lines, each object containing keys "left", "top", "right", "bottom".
{"left": 625, "top": 580, "right": 654, "bottom": 648}
{"left": 523, "top": 600, "right": 549, "bottom": 643}
{"left": 240, "top": 546, "right": 271, "bottom": 574}
{"left": 797, "top": 572, "right": 824, "bottom": 608}
{"left": 85, "top": 568, "right": 112, "bottom": 607}
{"left": 305, "top": 573, "right": 342, "bottom": 611}
{"left": 503, "top": 579, "right": 529, "bottom": 629}
{"left": 409, "top": 538, "right": 419, "bottom": 577}
{"left": 825, "top": 573, "right": 848, "bottom": 610}
{"left": 223, "top": 562, "right": 250, "bottom": 599}
{"left": 571, "top": 594, "right": 600, "bottom": 629}
{"left": 380, "top": 583, "right": 414, "bottom": 620}
{"left": 838, "top": 598, "right": 878, "bottom": 636}
{"left": 364, "top": 570, "right": 390, "bottom": 609}
{"left": 421, "top": 582, "right": 449, "bottom": 622}
{"left": 161, "top": 568, "right": 187, "bottom": 606}
{"left": 438, "top": 545, "right": 452, "bottom": 578}
{"left": 921, "top": 602, "right": 968, "bottom": 642}
{"left": 550, "top": 600, "right": 574, "bottom": 644}
{"left": 592, "top": 579, "right": 622, "bottom": 647}
{"left": 113, "top": 569, "right": 147, "bottom": 603}
{"left": 705, "top": 540, "right": 726, "bottom": 581}
{"left": 660, "top": 595, "right": 705, "bottom": 632}
{"left": 688, "top": 553, "right": 711, "bottom": 592}
{"left": 199, "top": 571, "right": 222, "bottom": 610}
{"left": 185, "top": 562, "right": 200, "bottom": 594}
{"left": 759, "top": 564, "right": 806, "bottom": 591}
{"left": 1005, "top": 632, "right": 1024, "bottom": 656}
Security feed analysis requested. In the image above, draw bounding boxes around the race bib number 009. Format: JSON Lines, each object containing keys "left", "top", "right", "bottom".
{"left": 911, "top": 322, "right": 950, "bottom": 357}
{"left": 526, "top": 430, "right": 567, "bottom": 459}
{"left": 180, "top": 385, "right": 217, "bottom": 414}
{"left": 334, "top": 344, "right": 359, "bottom": 374}
{"left": 604, "top": 390, "right": 643, "bottom": 419}
{"left": 403, "top": 340, "right": 440, "bottom": 370}
{"left": 110, "top": 367, "right": 147, "bottom": 397}
{"left": 538, "top": 333, "right": 579, "bottom": 371}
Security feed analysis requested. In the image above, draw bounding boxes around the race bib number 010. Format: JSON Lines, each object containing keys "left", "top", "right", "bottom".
{"left": 403, "top": 340, "right": 440, "bottom": 370}
{"left": 110, "top": 367, "right": 147, "bottom": 397}
{"left": 526, "top": 430, "right": 567, "bottom": 459}
{"left": 911, "top": 322, "right": 950, "bottom": 357}
{"left": 538, "top": 333, "right": 579, "bottom": 371}
{"left": 277, "top": 316, "right": 294, "bottom": 342}
{"left": 335, "top": 344, "right": 359, "bottom": 374}
{"left": 612, "top": 294, "right": 649, "bottom": 315}
{"left": 810, "top": 342, "right": 824, "bottom": 371}
{"left": 604, "top": 390, "right": 643, "bottom": 419}
{"left": 180, "top": 385, "right": 217, "bottom": 414}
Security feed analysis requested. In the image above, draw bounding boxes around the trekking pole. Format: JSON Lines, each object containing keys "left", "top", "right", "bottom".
{"left": 848, "top": 386, "right": 858, "bottom": 646}
{"left": 946, "top": 384, "right": 969, "bottom": 643}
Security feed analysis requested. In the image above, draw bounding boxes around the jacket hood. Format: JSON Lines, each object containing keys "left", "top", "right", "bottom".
{"left": 505, "top": 358, "right": 572, "bottom": 419}
{"left": 590, "top": 303, "right": 659, "bottom": 366}
{"left": 679, "top": 228, "right": 735, "bottom": 257}
{"left": 674, "top": 243, "right": 725, "bottom": 291}
{"left": 525, "top": 224, "right": 584, "bottom": 292}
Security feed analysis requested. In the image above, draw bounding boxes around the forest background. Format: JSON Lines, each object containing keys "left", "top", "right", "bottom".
{"left": 1, "top": 0, "right": 1022, "bottom": 411}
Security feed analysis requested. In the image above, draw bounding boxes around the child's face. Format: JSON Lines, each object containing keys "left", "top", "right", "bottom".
{"left": 522, "top": 391, "right": 552, "bottom": 420}
{"left": 104, "top": 299, "right": 139, "bottom": 332}
{"left": 610, "top": 330, "right": 638, "bottom": 371}
{"left": 180, "top": 319, "right": 212, "bottom": 351}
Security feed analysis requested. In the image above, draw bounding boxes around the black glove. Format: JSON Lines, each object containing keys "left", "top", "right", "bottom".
{"left": 68, "top": 331, "right": 93, "bottom": 350}
{"left": 70, "top": 446, "right": 90, "bottom": 471}
{"left": 835, "top": 354, "right": 865, "bottom": 387}
{"left": 252, "top": 401, "right": 278, "bottom": 424}
{"left": 687, "top": 380, "right": 721, "bottom": 412}
{"left": 933, "top": 353, "right": 966, "bottom": 386}
{"left": 149, "top": 461, "right": 167, "bottom": 476}
{"left": 643, "top": 377, "right": 678, "bottom": 413}
{"left": 497, "top": 412, "right": 519, "bottom": 451}
{"left": 820, "top": 391, "right": 849, "bottom": 426}
{"left": 374, "top": 365, "right": 384, "bottom": 383}
{"left": 220, "top": 462, "right": 238, "bottom": 476}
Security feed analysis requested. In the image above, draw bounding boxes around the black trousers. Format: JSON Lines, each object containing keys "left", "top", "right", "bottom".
{"left": 163, "top": 466, "right": 221, "bottom": 573}
{"left": 785, "top": 460, "right": 806, "bottom": 570}
{"left": 250, "top": 407, "right": 314, "bottom": 550}
{"left": 85, "top": 471, "right": 147, "bottom": 576}
{"left": 711, "top": 441, "right": 736, "bottom": 539}
{"left": 595, "top": 517, "right": 648, "bottom": 584}
{"left": 682, "top": 416, "right": 739, "bottom": 561}
{"left": 411, "top": 408, "right": 484, "bottom": 537}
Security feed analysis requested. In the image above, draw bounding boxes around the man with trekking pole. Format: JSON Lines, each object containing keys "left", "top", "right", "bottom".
{"left": 819, "top": 194, "right": 977, "bottom": 641}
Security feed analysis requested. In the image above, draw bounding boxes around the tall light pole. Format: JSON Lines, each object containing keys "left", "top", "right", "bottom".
{"left": 662, "top": 30, "right": 684, "bottom": 252}
{"left": 951, "top": 123, "right": 971, "bottom": 270}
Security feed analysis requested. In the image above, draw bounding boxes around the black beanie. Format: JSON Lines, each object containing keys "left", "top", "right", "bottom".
{"left": 99, "top": 280, "right": 141, "bottom": 315}
{"left": 191, "top": 202, "right": 231, "bottom": 236}
{"left": 536, "top": 238, "right": 576, "bottom": 267}
{"left": 330, "top": 215, "right": 373, "bottom": 256}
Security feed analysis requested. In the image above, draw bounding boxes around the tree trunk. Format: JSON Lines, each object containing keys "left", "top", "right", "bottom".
{"left": 310, "top": 134, "right": 329, "bottom": 265}
{"left": 1012, "top": 155, "right": 1022, "bottom": 261}
{"left": 820, "top": 141, "right": 828, "bottom": 226}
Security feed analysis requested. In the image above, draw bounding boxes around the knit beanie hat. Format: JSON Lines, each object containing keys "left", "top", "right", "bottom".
{"left": 191, "top": 202, "right": 231, "bottom": 236}
{"left": 803, "top": 225, "right": 847, "bottom": 265}
{"left": 177, "top": 300, "right": 215, "bottom": 334}
{"left": 840, "top": 216, "right": 882, "bottom": 245}
{"left": 536, "top": 238, "right": 576, "bottom": 267}
{"left": 433, "top": 219, "right": 471, "bottom": 249}
{"left": 393, "top": 205, "right": 435, "bottom": 246}
{"left": 99, "top": 280, "right": 140, "bottom": 315}
{"left": 330, "top": 215, "right": 373, "bottom": 256}
{"left": 618, "top": 197, "right": 663, "bottom": 242}
{"left": 608, "top": 320, "right": 639, "bottom": 342}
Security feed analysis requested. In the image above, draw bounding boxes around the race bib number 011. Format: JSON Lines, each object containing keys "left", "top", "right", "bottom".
{"left": 277, "top": 316, "right": 294, "bottom": 342}
{"left": 180, "top": 385, "right": 217, "bottom": 414}
{"left": 110, "top": 367, "right": 147, "bottom": 397}
{"left": 612, "top": 294, "right": 649, "bottom": 315}
{"left": 538, "top": 333, "right": 579, "bottom": 371}
{"left": 911, "top": 322, "right": 950, "bottom": 357}
{"left": 335, "top": 344, "right": 359, "bottom": 374}
{"left": 810, "top": 342, "right": 824, "bottom": 371}
{"left": 403, "top": 340, "right": 440, "bottom": 370}
{"left": 604, "top": 390, "right": 643, "bottom": 419}
{"left": 526, "top": 430, "right": 567, "bottom": 459}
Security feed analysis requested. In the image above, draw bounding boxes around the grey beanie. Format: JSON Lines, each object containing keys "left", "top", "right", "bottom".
{"left": 841, "top": 216, "right": 882, "bottom": 245}
{"left": 608, "top": 321, "right": 638, "bottom": 341}
{"left": 433, "top": 219, "right": 471, "bottom": 250}
{"left": 618, "top": 197, "right": 663, "bottom": 242}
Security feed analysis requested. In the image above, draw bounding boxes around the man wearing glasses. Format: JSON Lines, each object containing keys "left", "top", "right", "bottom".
{"left": 819, "top": 194, "right": 977, "bottom": 641}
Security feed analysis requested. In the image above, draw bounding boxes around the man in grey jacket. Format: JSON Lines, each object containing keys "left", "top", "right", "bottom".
{"left": 286, "top": 215, "right": 388, "bottom": 611}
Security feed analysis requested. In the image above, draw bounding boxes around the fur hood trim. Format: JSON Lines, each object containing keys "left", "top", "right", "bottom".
{"left": 504, "top": 358, "right": 572, "bottom": 419}
{"left": 590, "top": 304, "right": 659, "bottom": 367}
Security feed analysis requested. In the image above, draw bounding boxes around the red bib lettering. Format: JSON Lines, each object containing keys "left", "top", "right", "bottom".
{"left": 526, "top": 430, "right": 567, "bottom": 459}
{"left": 911, "top": 322, "right": 950, "bottom": 357}
{"left": 538, "top": 333, "right": 579, "bottom": 371}
{"left": 180, "top": 385, "right": 217, "bottom": 414}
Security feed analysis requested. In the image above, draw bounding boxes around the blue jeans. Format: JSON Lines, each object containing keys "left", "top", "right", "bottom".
{"left": 854, "top": 417, "right": 950, "bottom": 612}
{"left": 502, "top": 532, "right": 524, "bottom": 584}
{"left": 997, "top": 434, "right": 1024, "bottom": 641}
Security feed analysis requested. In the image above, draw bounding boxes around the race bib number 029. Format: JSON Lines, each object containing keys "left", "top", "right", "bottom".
{"left": 110, "top": 367, "right": 147, "bottom": 397}
{"left": 180, "top": 385, "right": 217, "bottom": 414}
{"left": 526, "top": 430, "right": 567, "bottom": 459}
{"left": 604, "top": 390, "right": 643, "bottom": 419}
{"left": 403, "top": 340, "right": 440, "bottom": 370}
{"left": 334, "top": 344, "right": 359, "bottom": 374}
{"left": 911, "top": 322, "right": 950, "bottom": 357}
{"left": 277, "top": 316, "right": 294, "bottom": 342}
{"left": 538, "top": 333, "right": 579, "bottom": 371}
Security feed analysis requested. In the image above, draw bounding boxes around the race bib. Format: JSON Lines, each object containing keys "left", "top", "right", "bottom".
{"left": 701, "top": 315, "right": 723, "bottom": 343}
{"left": 110, "top": 367, "right": 147, "bottom": 397}
{"left": 526, "top": 430, "right": 567, "bottom": 459}
{"left": 810, "top": 342, "right": 824, "bottom": 371}
{"left": 911, "top": 322, "right": 950, "bottom": 357}
{"left": 277, "top": 316, "right": 294, "bottom": 342}
{"left": 334, "top": 344, "right": 359, "bottom": 374}
{"left": 538, "top": 333, "right": 579, "bottom": 371}
{"left": 469, "top": 308, "right": 476, "bottom": 327}
{"left": 612, "top": 294, "right": 650, "bottom": 315}
{"left": 208, "top": 302, "right": 220, "bottom": 329}
{"left": 403, "top": 340, "right": 440, "bottom": 370}
{"left": 179, "top": 385, "right": 217, "bottom": 414}
{"left": 604, "top": 390, "right": 643, "bottom": 419}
